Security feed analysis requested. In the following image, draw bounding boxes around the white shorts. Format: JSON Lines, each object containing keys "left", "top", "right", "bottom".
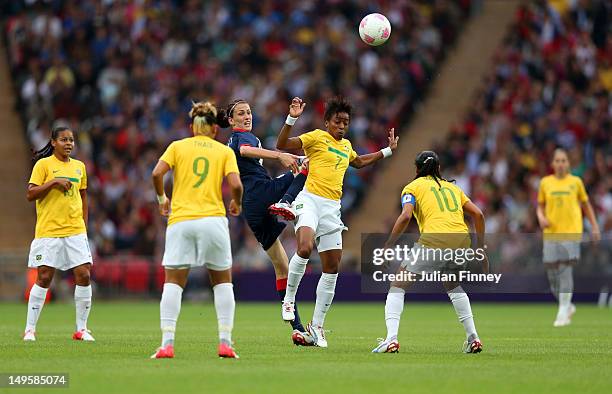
{"left": 400, "top": 243, "right": 458, "bottom": 274}
{"left": 162, "top": 217, "right": 232, "bottom": 271}
{"left": 543, "top": 240, "right": 580, "bottom": 263}
{"left": 28, "top": 233, "right": 92, "bottom": 271}
{"left": 294, "top": 189, "right": 347, "bottom": 252}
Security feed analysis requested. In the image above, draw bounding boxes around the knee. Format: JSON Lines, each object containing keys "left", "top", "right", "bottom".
{"left": 297, "top": 241, "right": 313, "bottom": 259}
{"left": 36, "top": 271, "right": 54, "bottom": 288}
{"left": 444, "top": 281, "right": 461, "bottom": 292}
{"left": 74, "top": 269, "right": 91, "bottom": 286}
{"left": 390, "top": 280, "right": 404, "bottom": 290}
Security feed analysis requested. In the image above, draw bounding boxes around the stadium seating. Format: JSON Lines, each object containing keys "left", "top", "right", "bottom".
{"left": 432, "top": 0, "right": 610, "bottom": 235}
{"left": 4, "top": 0, "right": 473, "bottom": 267}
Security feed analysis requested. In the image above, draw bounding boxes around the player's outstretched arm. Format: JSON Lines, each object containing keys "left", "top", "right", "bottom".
{"left": 350, "top": 128, "right": 398, "bottom": 169}
{"left": 239, "top": 146, "right": 300, "bottom": 173}
{"left": 226, "top": 172, "right": 243, "bottom": 216}
{"left": 582, "top": 201, "right": 601, "bottom": 241}
{"left": 276, "top": 97, "right": 305, "bottom": 151}
{"left": 384, "top": 202, "right": 414, "bottom": 249}
{"left": 152, "top": 160, "right": 171, "bottom": 217}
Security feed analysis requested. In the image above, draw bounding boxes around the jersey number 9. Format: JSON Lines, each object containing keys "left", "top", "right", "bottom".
{"left": 192, "top": 157, "right": 209, "bottom": 188}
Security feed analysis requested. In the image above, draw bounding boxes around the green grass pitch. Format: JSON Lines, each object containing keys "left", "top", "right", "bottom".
{"left": 1, "top": 302, "right": 611, "bottom": 393}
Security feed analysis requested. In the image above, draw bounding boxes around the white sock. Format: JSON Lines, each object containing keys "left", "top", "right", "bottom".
{"left": 25, "top": 284, "right": 48, "bottom": 332}
{"left": 74, "top": 285, "right": 92, "bottom": 331}
{"left": 385, "top": 286, "right": 405, "bottom": 341}
{"left": 448, "top": 286, "right": 478, "bottom": 340}
{"left": 284, "top": 254, "right": 308, "bottom": 303}
{"left": 558, "top": 265, "right": 573, "bottom": 314}
{"left": 312, "top": 273, "right": 338, "bottom": 327}
{"left": 213, "top": 283, "right": 235, "bottom": 344}
{"left": 160, "top": 283, "right": 183, "bottom": 347}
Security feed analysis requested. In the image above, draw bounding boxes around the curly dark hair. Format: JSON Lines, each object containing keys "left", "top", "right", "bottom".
{"left": 324, "top": 96, "right": 352, "bottom": 121}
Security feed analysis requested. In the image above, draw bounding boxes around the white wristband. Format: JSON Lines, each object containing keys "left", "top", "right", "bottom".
{"left": 157, "top": 194, "right": 167, "bottom": 204}
{"left": 285, "top": 115, "right": 298, "bottom": 126}
{"left": 381, "top": 147, "right": 393, "bottom": 158}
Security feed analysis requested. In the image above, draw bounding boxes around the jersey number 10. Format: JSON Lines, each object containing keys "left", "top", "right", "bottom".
{"left": 430, "top": 187, "right": 459, "bottom": 212}
{"left": 192, "top": 157, "right": 209, "bottom": 188}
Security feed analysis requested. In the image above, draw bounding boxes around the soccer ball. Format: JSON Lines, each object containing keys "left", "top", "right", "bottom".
{"left": 359, "top": 13, "right": 392, "bottom": 46}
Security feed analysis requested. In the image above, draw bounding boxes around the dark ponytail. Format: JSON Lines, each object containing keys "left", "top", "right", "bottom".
{"left": 32, "top": 126, "right": 70, "bottom": 163}
{"left": 216, "top": 108, "right": 230, "bottom": 128}
{"left": 414, "top": 151, "right": 454, "bottom": 189}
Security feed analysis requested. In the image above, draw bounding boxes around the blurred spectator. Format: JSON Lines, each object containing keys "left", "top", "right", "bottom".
{"left": 433, "top": 0, "right": 610, "bottom": 235}
{"left": 4, "top": 0, "right": 472, "bottom": 266}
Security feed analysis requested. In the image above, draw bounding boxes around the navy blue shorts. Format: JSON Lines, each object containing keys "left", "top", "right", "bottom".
{"left": 243, "top": 171, "right": 294, "bottom": 250}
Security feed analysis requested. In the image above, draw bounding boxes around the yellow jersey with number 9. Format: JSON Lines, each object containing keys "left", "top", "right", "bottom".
{"left": 401, "top": 176, "right": 470, "bottom": 248}
{"left": 160, "top": 135, "right": 239, "bottom": 226}
{"left": 299, "top": 129, "right": 358, "bottom": 200}
{"left": 29, "top": 155, "right": 87, "bottom": 238}
{"left": 537, "top": 174, "right": 587, "bottom": 240}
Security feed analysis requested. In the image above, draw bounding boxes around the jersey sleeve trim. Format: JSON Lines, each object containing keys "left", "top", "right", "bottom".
{"left": 159, "top": 158, "right": 173, "bottom": 168}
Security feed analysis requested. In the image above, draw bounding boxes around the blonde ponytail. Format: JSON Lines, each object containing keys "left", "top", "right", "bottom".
{"left": 189, "top": 101, "right": 218, "bottom": 137}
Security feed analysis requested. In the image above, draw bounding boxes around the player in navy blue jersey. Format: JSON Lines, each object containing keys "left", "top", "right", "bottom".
{"left": 222, "top": 99, "right": 313, "bottom": 346}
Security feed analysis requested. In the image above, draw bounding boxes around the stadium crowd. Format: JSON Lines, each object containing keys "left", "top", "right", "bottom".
{"left": 432, "top": 0, "right": 611, "bottom": 239}
{"left": 4, "top": 0, "right": 473, "bottom": 267}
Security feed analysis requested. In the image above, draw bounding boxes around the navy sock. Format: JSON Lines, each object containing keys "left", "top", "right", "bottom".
{"left": 277, "top": 288, "right": 305, "bottom": 332}
{"left": 279, "top": 173, "right": 307, "bottom": 204}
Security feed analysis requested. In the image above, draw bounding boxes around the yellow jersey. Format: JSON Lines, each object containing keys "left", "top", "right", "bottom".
{"left": 538, "top": 174, "right": 588, "bottom": 240}
{"left": 548, "top": 0, "right": 570, "bottom": 15}
{"left": 29, "top": 155, "right": 87, "bottom": 238}
{"left": 160, "top": 135, "right": 239, "bottom": 226}
{"left": 401, "top": 176, "right": 471, "bottom": 248}
{"left": 299, "top": 129, "right": 357, "bottom": 200}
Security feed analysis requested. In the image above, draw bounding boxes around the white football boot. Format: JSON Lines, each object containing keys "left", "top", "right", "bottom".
{"left": 282, "top": 301, "right": 295, "bottom": 322}
{"left": 371, "top": 337, "right": 400, "bottom": 353}
{"left": 73, "top": 329, "right": 95, "bottom": 341}
{"left": 23, "top": 329, "right": 36, "bottom": 341}
{"left": 307, "top": 322, "right": 327, "bottom": 348}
